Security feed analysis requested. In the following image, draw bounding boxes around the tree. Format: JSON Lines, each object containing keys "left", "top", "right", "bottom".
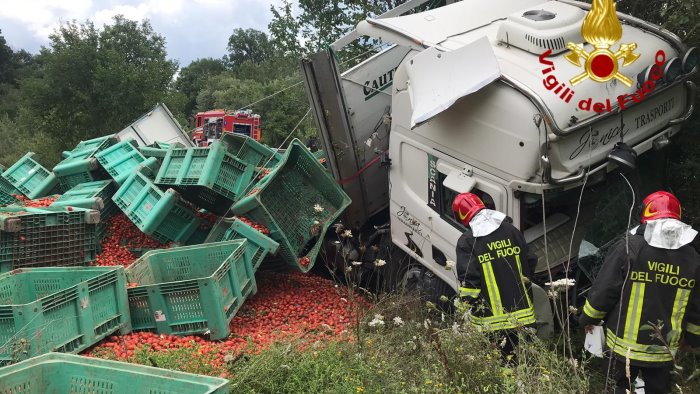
{"left": 15, "top": 16, "right": 182, "bottom": 165}
{"left": 269, "top": 0, "right": 303, "bottom": 56}
{"left": 175, "top": 58, "right": 226, "bottom": 119}
{"left": 225, "top": 29, "right": 274, "bottom": 68}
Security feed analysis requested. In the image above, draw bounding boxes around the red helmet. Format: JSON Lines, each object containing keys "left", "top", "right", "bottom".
{"left": 641, "top": 191, "right": 681, "bottom": 224}
{"left": 453, "top": 193, "right": 486, "bottom": 226}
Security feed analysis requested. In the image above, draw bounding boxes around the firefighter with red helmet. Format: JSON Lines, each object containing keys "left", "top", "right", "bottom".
{"left": 580, "top": 191, "right": 700, "bottom": 394}
{"left": 453, "top": 192, "right": 537, "bottom": 357}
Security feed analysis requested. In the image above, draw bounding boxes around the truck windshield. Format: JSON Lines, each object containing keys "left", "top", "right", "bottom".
{"left": 521, "top": 149, "right": 667, "bottom": 283}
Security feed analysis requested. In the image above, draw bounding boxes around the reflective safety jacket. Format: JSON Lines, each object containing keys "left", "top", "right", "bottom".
{"left": 580, "top": 220, "right": 700, "bottom": 366}
{"left": 456, "top": 212, "right": 537, "bottom": 330}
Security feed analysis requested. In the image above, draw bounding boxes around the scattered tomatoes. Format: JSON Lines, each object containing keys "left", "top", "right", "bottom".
{"left": 94, "top": 214, "right": 171, "bottom": 268}
{"left": 13, "top": 194, "right": 59, "bottom": 207}
{"left": 237, "top": 216, "right": 270, "bottom": 235}
{"left": 84, "top": 271, "right": 371, "bottom": 374}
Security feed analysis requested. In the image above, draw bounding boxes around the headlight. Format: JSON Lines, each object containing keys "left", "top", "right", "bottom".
{"left": 663, "top": 57, "right": 682, "bottom": 82}
{"left": 682, "top": 47, "right": 698, "bottom": 73}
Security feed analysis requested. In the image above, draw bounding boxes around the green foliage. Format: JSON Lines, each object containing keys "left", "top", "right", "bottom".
{"left": 228, "top": 295, "right": 590, "bottom": 394}
{"left": 174, "top": 58, "right": 226, "bottom": 120}
{"left": 9, "top": 16, "right": 181, "bottom": 167}
{"left": 225, "top": 28, "right": 274, "bottom": 68}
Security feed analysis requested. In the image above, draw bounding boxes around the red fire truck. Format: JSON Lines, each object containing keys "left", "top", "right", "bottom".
{"left": 191, "top": 109, "right": 262, "bottom": 146}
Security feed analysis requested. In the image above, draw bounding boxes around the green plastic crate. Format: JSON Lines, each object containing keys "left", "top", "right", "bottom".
{"left": 95, "top": 139, "right": 160, "bottom": 185}
{"left": 205, "top": 217, "right": 279, "bottom": 270}
{"left": 221, "top": 133, "right": 282, "bottom": 169}
{"left": 126, "top": 240, "right": 255, "bottom": 340}
{"left": 51, "top": 180, "right": 119, "bottom": 245}
{"left": 69, "top": 134, "right": 119, "bottom": 156}
{"left": 0, "top": 206, "right": 101, "bottom": 273}
{"left": 53, "top": 136, "right": 117, "bottom": 190}
{"left": 1, "top": 153, "right": 59, "bottom": 199}
{"left": 0, "top": 165, "right": 19, "bottom": 206}
{"left": 0, "top": 267, "right": 131, "bottom": 364}
{"left": 139, "top": 141, "right": 184, "bottom": 162}
{"left": 154, "top": 142, "right": 255, "bottom": 215}
{"left": 0, "top": 353, "right": 229, "bottom": 393}
{"left": 113, "top": 168, "right": 201, "bottom": 243}
{"left": 232, "top": 139, "right": 351, "bottom": 272}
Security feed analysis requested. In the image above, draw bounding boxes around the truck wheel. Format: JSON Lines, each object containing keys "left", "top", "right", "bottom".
{"left": 400, "top": 265, "right": 455, "bottom": 311}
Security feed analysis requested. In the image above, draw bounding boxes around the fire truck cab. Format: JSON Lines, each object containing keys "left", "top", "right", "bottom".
{"left": 192, "top": 109, "right": 262, "bottom": 146}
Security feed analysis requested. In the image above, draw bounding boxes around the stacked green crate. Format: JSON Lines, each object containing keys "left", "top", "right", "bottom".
{"left": 0, "top": 164, "right": 19, "bottom": 206}
{"left": 0, "top": 353, "right": 229, "bottom": 393}
{"left": 112, "top": 168, "right": 201, "bottom": 243}
{"left": 50, "top": 180, "right": 119, "bottom": 243}
{"left": 126, "top": 240, "right": 254, "bottom": 340}
{"left": 53, "top": 135, "right": 118, "bottom": 190}
{"left": 139, "top": 141, "right": 184, "bottom": 165}
{"left": 95, "top": 139, "right": 160, "bottom": 185}
{"left": 0, "top": 206, "right": 100, "bottom": 273}
{"left": 0, "top": 266, "right": 131, "bottom": 364}
{"left": 154, "top": 141, "right": 255, "bottom": 215}
{"left": 231, "top": 139, "right": 351, "bottom": 272}
{"left": 1, "top": 153, "right": 59, "bottom": 199}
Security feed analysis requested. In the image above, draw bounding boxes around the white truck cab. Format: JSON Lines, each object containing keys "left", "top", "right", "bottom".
{"left": 302, "top": 0, "right": 697, "bottom": 332}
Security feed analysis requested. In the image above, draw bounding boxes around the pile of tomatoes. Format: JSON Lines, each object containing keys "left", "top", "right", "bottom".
{"left": 237, "top": 216, "right": 270, "bottom": 235}
{"left": 84, "top": 271, "right": 371, "bottom": 376}
{"left": 94, "top": 214, "right": 171, "bottom": 268}
{"left": 12, "top": 194, "right": 59, "bottom": 207}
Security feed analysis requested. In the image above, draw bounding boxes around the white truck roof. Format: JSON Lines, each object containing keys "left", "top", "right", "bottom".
{"left": 357, "top": 0, "right": 684, "bottom": 133}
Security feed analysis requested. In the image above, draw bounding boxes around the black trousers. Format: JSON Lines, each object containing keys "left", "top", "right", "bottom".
{"left": 610, "top": 358, "right": 672, "bottom": 394}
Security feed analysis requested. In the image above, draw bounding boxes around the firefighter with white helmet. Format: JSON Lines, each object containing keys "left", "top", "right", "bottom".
{"left": 453, "top": 192, "right": 537, "bottom": 359}
{"left": 580, "top": 191, "right": 700, "bottom": 394}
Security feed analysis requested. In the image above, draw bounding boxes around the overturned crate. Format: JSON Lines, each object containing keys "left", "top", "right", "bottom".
{"left": 154, "top": 141, "right": 255, "bottom": 215}
{"left": 0, "top": 206, "right": 100, "bottom": 273}
{"left": 1, "top": 153, "right": 60, "bottom": 199}
{"left": 0, "top": 266, "right": 131, "bottom": 364}
{"left": 126, "top": 240, "right": 255, "bottom": 340}
{"left": 0, "top": 353, "right": 229, "bottom": 393}
{"left": 52, "top": 135, "right": 118, "bottom": 190}
{"left": 0, "top": 165, "right": 18, "bottom": 206}
{"left": 205, "top": 217, "right": 279, "bottom": 270}
{"left": 95, "top": 139, "right": 160, "bottom": 185}
{"left": 139, "top": 141, "right": 184, "bottom": 164}
{"left": 232, "top": 139, "right": 351, "bottom": 272}
{"left": 50, "top": 180, "right": 119, "bottom": 243}
{"left": 112, "top": 167, "right": 201, "bottom": 243}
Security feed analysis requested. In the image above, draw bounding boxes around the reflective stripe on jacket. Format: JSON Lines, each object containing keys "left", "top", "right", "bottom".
{"left": 579, "top": 224, "right": 700, "bottom": 366}
{"left": 456, "top": 216, "right": 537, "bottom": 330}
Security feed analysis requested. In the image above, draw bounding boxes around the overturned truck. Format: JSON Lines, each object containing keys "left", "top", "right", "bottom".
{"left": 302, "top": 0, "right": 697, "bottom": 333}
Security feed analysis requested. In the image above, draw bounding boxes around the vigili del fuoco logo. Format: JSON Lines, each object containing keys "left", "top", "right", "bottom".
{"left": 538, "top": 0, "right": 669, "bottom": 113}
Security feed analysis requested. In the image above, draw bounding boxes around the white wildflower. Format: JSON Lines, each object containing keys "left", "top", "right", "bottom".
{"left": 352, "top": 261, "right": 362, "bottom": 266}
{"left": 393, "top": 316, "right": 405, "bottom": 327}
{"left": 445, "top": 260, "right": 456, "bottom": 271}
{"left": 569, "top": 305, "right": 579, "bottom": 315}
{"left": 342, "top": 230, "right": 353, "bottom": 238}
{"left": 345, "top": 266, "right": 352, "bottom": 272}
{"left": 314, "top": 204, "right": 324, "bottom": 213}
{"left": 545, "top": 278, "right": 576, "bottom": 292}
{"left": 423, "top": 319, "right": 431, "bottom": 329}
{"left": 374, "top": 259, "right": 386, "bottom": 267}
{"left": 368, "top": 314, "right": 385, "bottom": 327}
{"left": 568, "top": 358, "right": 579, "bottom": 369}
{"left": 452, "top": 322, "right": 461, "bottom": 334}
{"left": 499, "top": 337, "right": 507, "bottom": 348}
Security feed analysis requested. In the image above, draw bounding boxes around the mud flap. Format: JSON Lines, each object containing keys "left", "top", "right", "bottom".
{"left": 532, "top": 283, "right": 554, "bottom": 338}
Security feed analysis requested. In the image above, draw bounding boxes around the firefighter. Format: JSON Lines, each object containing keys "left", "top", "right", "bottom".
{"left": 579, "top": 191, "right": 700, "bottom": 394}
{"left": 453, "top": 192, "right": 537, "bottom": 358}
